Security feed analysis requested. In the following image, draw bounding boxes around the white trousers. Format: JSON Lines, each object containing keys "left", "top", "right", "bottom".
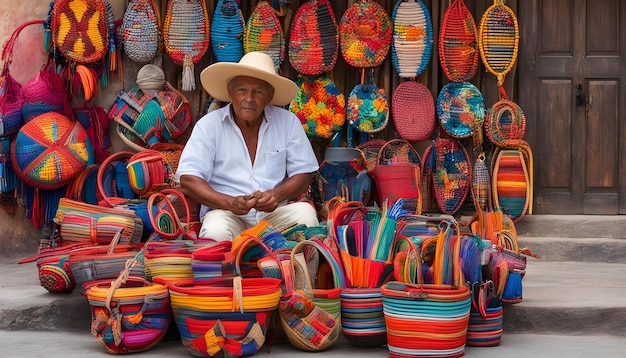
{"left": 198, "top": 201, "right": 319, "bottom": 242}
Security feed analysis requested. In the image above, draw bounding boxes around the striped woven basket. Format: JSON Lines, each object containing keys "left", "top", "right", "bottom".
{"left": 439, "top": 0, "right": 480, "bottom": 82}
{"left": 51, "top": 0, "right": 109, "bottom": 64}
{"left": 191, "top": 241, "right": 235, "bottom": 285}
{"left": 121, "top": 0, "right": 162, "bottom": 64}
{"left": 437, "top": 81, "right": 486, "bottom": 139}
{"left": 430, "top": 138, "right": 472, "bottom": 215}
{"left": 485, "top": 98, "right": 526, "bottom": 147}
{"left": 288, "top": 0, "right": 339, "bottom": 75}
{"left": 491, "top": 144, "right": 533, "bottom": 223}
{"left": 11, "top": 112, "right": 94, "bottom": 190}
{"left": 290, "top": 74, "right": 346, "bottom": 140}
{"left": 211, "top": 0, "right": 245, "bottom": 63}
{"left": 391, "top": 0, "right": 433, "bottom": 78}
{"left": 163, "top": 0, "right": 210, "bottom": 91}
{"left": 392, "top": 80, "right": 435, "bottom": 142}
{"left": 478, "top": 0, "right": 520, "bottom": 87}
{"left": 244, "top": 1, "right": 285, "bottom": 72}
{"left": 339, "top": 0, "right": 392, "bottom": 68}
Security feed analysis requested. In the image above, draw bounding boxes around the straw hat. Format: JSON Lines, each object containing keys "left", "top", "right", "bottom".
{"left": 200, "top": 51, "right": 298, "bottom": 106}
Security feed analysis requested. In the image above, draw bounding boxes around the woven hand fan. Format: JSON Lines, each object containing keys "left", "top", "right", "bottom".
{"left": 437, "top": 81, "right": 486, "bottom": 139}
{"left": 289, "top": 74, "right": 345, "bottom": 140}
{"left": 485, "top": 98, "right": 526, "bottom": 147}
{"left": 11, "top": 112, "right": 94, "bottom": 190}
{"left": 163, "top": 0, "right": 210, "bottom": 91}
{"left": 391, "top": 0, "right": 433, "bottom": 78}
{"left": 392, "top": 80, "right": 435, "bottom": 142}
{"left": 51, "top": 0, "right": 109, "bottom": 64}
{"left": 289, "top": 0, "right": 339, "bottom": 75}
{"left": 439, "top": 0, "right": 479, "bottom": 82}
{"left": 339, "top": 0, "right": 392, "bottom": 68}
{"left": 478, "top": 0, "right": 519, "bottom": 92}
{"left": 121, "top": 0, "right": 162, "bottom": 64}
{"left": 245, "top": 1, "right": 285, "bottom": 72}
{"left": 431, "top": 138, "right": 472, "bottom": 215}
{"left": 211, "top": 0, "right": 245, "bottom": 63}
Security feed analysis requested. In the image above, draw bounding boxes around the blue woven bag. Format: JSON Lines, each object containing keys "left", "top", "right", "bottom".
{"left": 211, "top": 0, "right": 245, "bottom": 63}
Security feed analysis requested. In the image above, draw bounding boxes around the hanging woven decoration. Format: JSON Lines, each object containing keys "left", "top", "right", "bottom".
{"left": 437, "top": 81, "right": 485, "bottom": 139}
{"left": 391, "top": 0, "right": 433, "bottom": 79}
{"left": 339, "top": 0, "right": 392, "bottom": 68}
{"left": 163, "top": 0, "right": 210, "bottom": 91}
{"left": 392, "top": 80, "right": 434, "bottom": 143}
{"left": 472, "top": 152, "right": 492, "bottom": 214}
{"left": 121, "top": 0, "right": 162, "bottom": 64}
{"left": 430, "top": 138, "right": 472, "bottom": 215}
{"left": 211, "top": 0, "right": 246, "bottom": 63}
{"left": 51, "top": 0, "right": 109, "bottom": 64}
{"left": 11, "top": 112, "right": 95, "bottom": 190}
{"left": 439, "top": 0, "right": 480, "bottom": 82}
{"left": 491, "top": 144, "right": 533, "bottom": 222}
{"left": 244, "top": 1, "right": 285, "bottom": 72}
{"left": 289, "top": 74, "right": 345, "bottom": 140}
{"left": 478, "top": 0, "right": 519, "bottom": 96}
{"left": 346, "top": 70, "right": 389, "bottom": 147}
{"left": 288, "top": 0, "right": 339, "bottom": 76}
{"left": 485, "top": 98, "right": 526, "bottom": 147}
{"left": 21, "top": 66, "right": 71, "bottom": 123}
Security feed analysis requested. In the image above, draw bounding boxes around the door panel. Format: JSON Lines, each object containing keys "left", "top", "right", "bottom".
{"left": 519, "top": 0, "right": 625, "bottom": 214}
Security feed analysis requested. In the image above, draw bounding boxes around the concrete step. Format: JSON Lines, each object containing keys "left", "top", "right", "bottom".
{"left": 2, "top": 260, "right": 625, "bottom": 337}
{"left": 517, "top": 236, "right": 626, "bottom": 263}
{"left": 514, "top": 215, "right": 626, "bottom": 239}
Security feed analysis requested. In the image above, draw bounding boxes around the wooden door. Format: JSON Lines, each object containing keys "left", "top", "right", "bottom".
{"left": 518, "top": 0, "right": 626, "bottom": 214}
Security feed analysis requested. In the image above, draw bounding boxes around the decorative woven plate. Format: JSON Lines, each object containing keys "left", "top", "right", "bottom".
{"left": 289, "top": 0, "right": 338, "bottom": 75}
{"left": 478, "top": 0, "right": 519, "bottom": 84}
{"left": 245, "top": 0, "right": 285, "bottom": 72}
{"left": 121, "top": 0, "right": 162, "bottom": 63}
{"left": 339, "top": 0, "right": 392, "bottom": 68}
{"left": 211, "top": 0, "right": 245, "bottom": 63}
{"left": 392, "top": 80, "right": 435, "bottom": 142}
{"left": 289, "top": 74, "right": 345, "bottom": 140}
{"left": 485, "top": 98, "right": 526, "bottom": 147}
{"left": 439, "top": 0, "right": 479, "bottom": 82}
{"left": 391, "top": 0, "right": 433, "bottom": 78}
{"left": 437, "top": 81, "right": 485, "bottom": 138}
{"left": 431, "top": 138, "right": 471, "bottom": 215}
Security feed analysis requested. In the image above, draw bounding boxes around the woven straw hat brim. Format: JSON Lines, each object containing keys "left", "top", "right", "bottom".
{"left": 200, "top": 52, "right": 298, "bottom": 106}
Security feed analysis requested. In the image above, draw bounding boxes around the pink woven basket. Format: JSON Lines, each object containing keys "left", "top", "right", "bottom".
{"left": 392, "top": 80, "right": 435, "bottom": 142}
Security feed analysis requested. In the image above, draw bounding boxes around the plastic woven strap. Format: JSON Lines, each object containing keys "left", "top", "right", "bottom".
{"left": 211, "top": 0, "right": 245, "bottom": 63}
{"left": 289, "top": 74, "right": 346, "bottom": 140}
{"left": 439, "top": 0, "right": 479, "bottom": 82}
{"left": 288, "top": 0, "right": 339, "bottom": 75}
{"left": 244, "top": 1, "right": 285, "bottom": 72}
{"left": 478, "top": 0, "right": 519, "bottom": 87}
{"left": 339, "top": 0, "right": 392, "bottom": 68}
{"left": 121, "top": 0, "right": 162, "bottom": 63}
{"left": 437, "top": 81, "right": 485, "bottom": 139}
{"left": 392, "top": 80, "right": 435, "bottom": 142}
{"left": 391, "top": 0, "right": 433, "bottom": 78}
{"left": 52, "top": 0, "right": 109, "bottom": 64}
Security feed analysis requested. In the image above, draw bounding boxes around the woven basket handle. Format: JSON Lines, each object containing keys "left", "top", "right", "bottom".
{"left": 147, "top": 188, "right": 197, "bottom": 240}
{"left": 289, "top": 238, "right": 346, "bottom": 291}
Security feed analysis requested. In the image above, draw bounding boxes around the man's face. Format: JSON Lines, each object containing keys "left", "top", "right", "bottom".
{"left": 228, "top": 76, "right": 274, "bottom": 123}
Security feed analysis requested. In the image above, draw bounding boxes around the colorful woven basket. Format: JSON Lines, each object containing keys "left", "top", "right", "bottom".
{"left": 437, "top": 81, "right": 486, "bottom": 139}
{"left": 392, "top": 80, "right": 435, "bottom": 142}
{"left": 211, "top": 0, "right": 246, "bottom": 63}
{"left": 121, "top": 0, "right": 162, "bottom": 64}
{"left": 167, "top": 276, "right": 282, "bottom": 358}
{"left": 439, "top": 0, "right": 480, "bottom": 82}
{"left": 430, "top": 138, "right": 472, "bottom": 215}
{"left": 290, "top": 74, "right": 345, "bottom": 140}
{"left": 485, "top": 98, "right": 526, "bottom": 147}
{"left": 377, "top": 138, "right": 422, "bottom": 167}
{"left": 356, "top": 139, "right": 386, "bottom": 175}
{"left": 339, "top": 0, "right": 392, "bottom": 68}
{"left": 52, "top": 0, "right": 109, "bottom": 64}
{"left": 288, "top": 0, "right": 339, "bottom": 75}
{"left": 478, "top": 0, "right": 520, "bottom": 88}
{"left": 346, "top": 74, "right": 389, "bottom": 143}
{"left": 11, "top": 112, "right": 94, "bottom": 190}
{"left": 163, "top": 0, "right": 210, "bottom": 91}
{"left": 491, "top": 146, "right": 532, "bottom": 222}
{"left": 318, "top": 152, "right": 369, "bottom": 203}
{"left": 340, "top": 287, "right": 387, "bottom": 347}
{"left": 391, "top": 0, "right": 433, "bottom": 78}
{"left": 244, "top": 1, "right": 285, "bottom": 72}
{"left": 471, "top": 152, "right": 492, "bottom": 213}
{"left": 191, "top": 241, "right": 235, "bottom": 285}
{"left": 85, "top": 272, "right": 172, "bottom": 354}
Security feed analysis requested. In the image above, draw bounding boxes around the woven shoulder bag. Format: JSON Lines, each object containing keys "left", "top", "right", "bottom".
{"left": 163, "top": 0, "right": 210, "bottom": 91}
{"left": 51, "top": 0, "right": 109, "bottom": 64}
{"left": 339, "top": 0, "right": 392, "bottom": 68}
{"left": 439, "top": 0, "right": 479, "bottom": 82}
{"left": 245, "top": 1, "right": 285, "bottom": 72}
{"left": 121, "top": 0, "right": 162, "bottom": 64}
{"left": 289, "top": 0, "right": 339, "bottom": 75}
{"left": 211, "top": 0, "right": 246, "bottom": 63}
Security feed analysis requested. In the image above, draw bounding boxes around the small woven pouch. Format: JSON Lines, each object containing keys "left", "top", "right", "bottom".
{"left": 51, "top": 0, "right": 109, "bottom": 64}
{"left": 163, "top": 0, "right": 210, "bottom": 91}
{"left": 288, "top": 0, "right": 339, "bottom": 76}
{"left": 439, "top": 0, "right": 479, "bottom": 82}
{"left": 211, "top": 0, "right": 246, "bottom": 63}
{"left": 289, "top": 74, "right": 346, "bottom": 140}
{"left": 121, "top": 0, "right": 162, "bottom": 64}
{"left": 339, "top": 0, "right": 392, "bottom": 68}
{"left": 245, "top": 1, "right": 285, "bottom": 72}
{"left": 437, "top": 81, "right": 486, "bottom": 139}
{"left": 346, "top": 70, "right": 389, "bottom": 147}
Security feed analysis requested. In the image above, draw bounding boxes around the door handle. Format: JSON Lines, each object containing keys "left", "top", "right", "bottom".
{"left": 576, "top": 83, "right": 586, "bottom": 106}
